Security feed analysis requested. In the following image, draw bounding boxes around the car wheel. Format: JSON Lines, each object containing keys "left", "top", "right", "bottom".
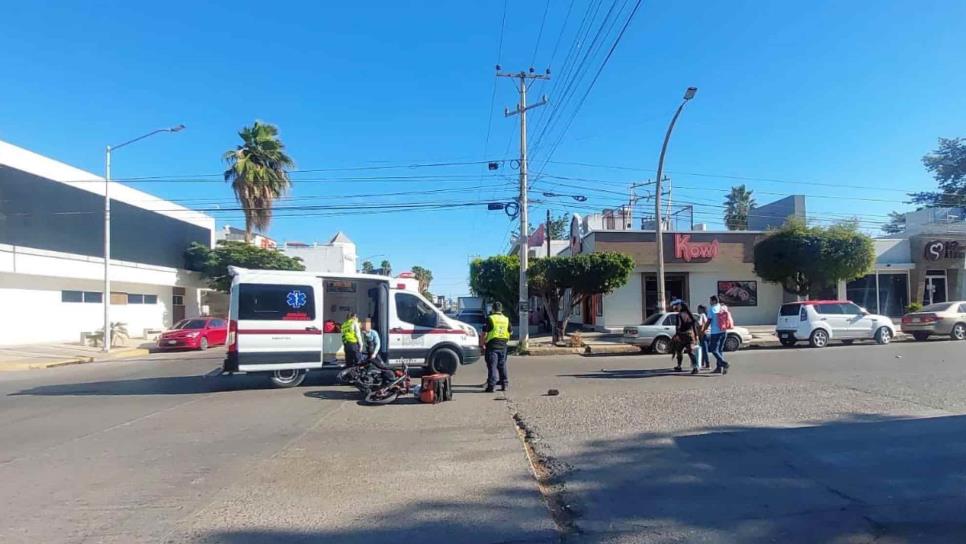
{"left": 779, "top": 338, "right": 796, "bottom": 347}
{"left": 809, "top": 329, "right": 829, "bottom": 348}
{"left": 269, "top": 369, "right": 307, "bottom": 388}
{"left": 198, "top": 337, "right": 209, "bottom": 351}
{"left": 875, "top": 327, "right": 892, "bottom": 345}
{"left": 724, "top": 335, "right": 741, "bottom": 352}
{"left": 912, "top": 332, "right": 930, "bottom": 342}
{"left": 429, "top": 348, "right": 460, "bottom": 375}
{"left": 951, "top": 323, "right": 966, "bottom": 341}
{"left": 652, "top": 336, "right": 671, "bottom": 355}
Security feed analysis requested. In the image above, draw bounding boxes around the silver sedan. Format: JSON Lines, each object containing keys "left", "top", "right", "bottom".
{"left": 622, "top": 312, "right": 753, "bottom": 354}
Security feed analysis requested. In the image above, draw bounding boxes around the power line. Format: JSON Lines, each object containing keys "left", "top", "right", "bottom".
{"left": 530, "top": 0, "right": 552, "bottom": 67}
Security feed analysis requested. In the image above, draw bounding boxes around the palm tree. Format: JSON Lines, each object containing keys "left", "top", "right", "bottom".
{"left": 380, "top": 260, "right": 392, "bottom": 276}
{"left": 223, "top": 121, "right": 295, "bottom": 243}
{"left": 724, "top": 184, "right": 756, "bottom": 231}
{"left": 361, "top": 261, "right": 375, "bottom": 274}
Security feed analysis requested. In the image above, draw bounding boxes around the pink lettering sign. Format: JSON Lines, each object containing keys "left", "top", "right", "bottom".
{"left": 674, "top": 234, "right": 719, "bottom": 262}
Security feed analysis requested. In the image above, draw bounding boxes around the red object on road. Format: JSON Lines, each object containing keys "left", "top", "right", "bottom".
{"left": 157, "top": 317, "right": 228, "bottom": 351}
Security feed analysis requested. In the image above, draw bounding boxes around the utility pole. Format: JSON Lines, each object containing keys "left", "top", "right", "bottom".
{"left": 654, "top": 87, "right": 697, "bottom": 314}
{"left": 499, "top": 67, "right": 549, "bottom": 352}
{"left": 546, "top": 209, "right": 551, "bottom": 258}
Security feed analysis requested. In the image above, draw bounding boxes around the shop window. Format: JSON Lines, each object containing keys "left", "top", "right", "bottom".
{"left": 144, "top": 294, "right": 158, "bottom": 305}
{"left": 62, "top": 290, "right": 83, "bottom": 303}
{"left": 172, "top": 295, "right": 185, "bottom": 306}
{"left": 84, "top": 291, "right": 103, "bottom": 303}
{"left": 596, "top": 294, "right": 603, "bottom": 317}
{"left": 128, "top": 294, "right": 144, "bottom": 304}
{"left": 110, "top": 292, "right": 127, "bottom": 305}
{"left": 846, "top": 273, "right": 908, "bottom": 317}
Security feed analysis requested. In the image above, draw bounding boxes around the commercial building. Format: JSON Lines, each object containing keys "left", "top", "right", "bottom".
{"left": 0, "top": 140, "right": 215, "bottom": 345}
{"left": 847, "top": 207, "right": 966, "bottom": 316}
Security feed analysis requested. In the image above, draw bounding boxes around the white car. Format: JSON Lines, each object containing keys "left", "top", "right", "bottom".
{"left": 622, "top": 312, "right": 753, "bottom": 354}
{"left": 775, "top": 300, "right": 896, "bottom": 348}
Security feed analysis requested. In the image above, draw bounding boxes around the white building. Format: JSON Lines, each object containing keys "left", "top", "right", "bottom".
{"left": 0, "top": 140, "right": 215, "bottom": 345}
{"left": 278, "top": 232, "right": 357, "bottom": 274}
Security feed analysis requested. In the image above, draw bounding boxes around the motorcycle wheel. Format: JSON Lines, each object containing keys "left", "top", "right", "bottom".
{"left": 363, "top": 389, "right": 399, "bottom": 405}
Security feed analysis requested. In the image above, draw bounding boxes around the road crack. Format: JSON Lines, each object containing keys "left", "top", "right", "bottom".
{"left": 506, "top": 401, "right": 581, "bottom": 539}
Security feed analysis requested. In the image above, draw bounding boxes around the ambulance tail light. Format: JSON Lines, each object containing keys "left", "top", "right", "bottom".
{"left": 227, "top": 319, "right": 238, "bottom": 353}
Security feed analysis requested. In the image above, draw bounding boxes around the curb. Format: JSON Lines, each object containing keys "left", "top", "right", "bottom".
{"left": 0, "top": 347, "right": 152, "bottom": 371}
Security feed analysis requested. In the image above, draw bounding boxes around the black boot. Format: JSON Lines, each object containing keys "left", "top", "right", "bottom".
{"left": 484, "top": 385, "right": 495, "bottom": 393}
{"left": 500, "top": 382, "right": 508, "bottom": 392}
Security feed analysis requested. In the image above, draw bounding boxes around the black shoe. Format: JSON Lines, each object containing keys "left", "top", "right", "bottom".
{"left": 500, "top": 383, "right": 508, "bottom": 391}
{"left": 711, "top": 367, "right": 723, "bottom": 374}
{"left": 690, "top": 368, "right": 699, "bottom": 375}
{"left": 722, "top": 365, "right": 729, "bottom": 375}
{"left": 673, "top": 366, "right": 683, "bottom": 372}
{"left": 484, "top": 386, "right": 495, "bottom": 393}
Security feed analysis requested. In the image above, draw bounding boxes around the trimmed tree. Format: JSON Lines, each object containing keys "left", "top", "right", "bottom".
{"left": 469, "top": 255, "right": 520, "bottom": 321}
{"left": 529, "top": 253, "right": 634, "bottom": 343}
{"left": 185, "top": 241, "right": 305, "bottom": 292}
{"left": 753, "top": 219, "right": 874, "bottom": 298}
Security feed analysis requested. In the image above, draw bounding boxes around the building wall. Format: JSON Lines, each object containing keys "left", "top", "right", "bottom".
{"left": 0, "top": 165, "right": 212, "bottom": 269}
{"left": 684, "top": 265, "right": 784, "bottom": 325}
{"left": 747, "top": 195, "right": 805, "bottom": 231}
{"left": 600, "top": 271, "right": 644, "bottom": 328}
{"left": 281, "top": 244, "right": 356, "bottom": 274}
{"left": 0, "top": 272, "right": 203, "bottom": 344}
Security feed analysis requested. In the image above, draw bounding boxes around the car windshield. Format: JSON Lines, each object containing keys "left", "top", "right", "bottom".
{"left": 174, "top": 319, "right": 207, "bottom": 330}
{"left": 921, "top": 303, "right": 954, "bottom": 312}
{"left": 642, "top": 313, "right": 664, "bottom": 325}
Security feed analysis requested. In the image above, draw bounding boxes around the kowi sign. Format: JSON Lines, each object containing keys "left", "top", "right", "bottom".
{"left": 674, "top": 234, "right": 719, "bottom": 262}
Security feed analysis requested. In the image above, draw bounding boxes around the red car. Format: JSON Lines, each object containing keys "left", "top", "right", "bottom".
{"left": 157, "top": 317, "right": 228, "bottom": 351}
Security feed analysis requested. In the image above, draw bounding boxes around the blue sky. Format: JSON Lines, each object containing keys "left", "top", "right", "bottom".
{"left": 2, "top": 1, "right": 964, "bottom": 297}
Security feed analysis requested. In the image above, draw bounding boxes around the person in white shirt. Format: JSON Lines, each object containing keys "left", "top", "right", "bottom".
{"left": 703, "top": 295, "right": 730, "bottom": 374}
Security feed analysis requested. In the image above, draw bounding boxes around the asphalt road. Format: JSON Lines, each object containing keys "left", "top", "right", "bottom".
{"left": 1, "top": 339, "right": 965, "bottom": 543}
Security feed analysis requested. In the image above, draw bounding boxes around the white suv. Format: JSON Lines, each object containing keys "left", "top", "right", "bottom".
{"left": 776, "top": 301, "right": 897, "bottom": 348}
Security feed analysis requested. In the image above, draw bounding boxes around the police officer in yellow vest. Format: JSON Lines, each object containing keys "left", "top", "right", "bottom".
{"left": 481, "top": 302, "right": 511, "bottom": 392}
{"left": 341, "top": 312, "right": 363, "bottom": 365}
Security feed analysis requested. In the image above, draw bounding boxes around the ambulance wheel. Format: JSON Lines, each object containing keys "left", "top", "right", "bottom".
{"left": 269, "top": 369, "right": 307, "bottom": 388}
{"left": 429, "top": 348, "right": 460, "bottom": 375}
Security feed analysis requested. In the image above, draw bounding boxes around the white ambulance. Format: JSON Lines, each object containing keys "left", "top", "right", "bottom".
{"left": 223, "top": 267, "right": 482, "bottom": 387}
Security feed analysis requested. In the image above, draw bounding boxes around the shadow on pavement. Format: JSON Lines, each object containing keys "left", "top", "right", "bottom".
{"left": 8, "top": 374, "right": 271, "bottom": 396}
{"left": 562, "top": 368, "right": 719, "bottom": 379}
{"left": 193, "top": 414, "right": 966, "bottom": 543}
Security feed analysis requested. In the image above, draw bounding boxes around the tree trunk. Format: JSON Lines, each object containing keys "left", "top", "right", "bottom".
{"left": 244, "top": 222, "right": 253, "bottom": 244}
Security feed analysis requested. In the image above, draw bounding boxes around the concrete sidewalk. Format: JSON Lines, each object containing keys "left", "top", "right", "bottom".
{"left": 0, "top": 339, "right": 153, "bottom": 371}
{"left": 521, "top": 325, "right": 907, "bottom": 356}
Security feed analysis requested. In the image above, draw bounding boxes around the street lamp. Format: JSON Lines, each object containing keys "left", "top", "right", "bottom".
{"left": 654, "top": 87, "right": 696, "bottom": 314}
{"left": 103, "top": 125, "right": 185, "bottom": 352}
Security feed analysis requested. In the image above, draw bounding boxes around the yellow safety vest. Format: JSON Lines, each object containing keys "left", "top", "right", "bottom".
{"left": 485, "top": 312, "right": 511, "bottom": 344}
{"left": 341, "top": 318, "right": 359, "bottom": 344}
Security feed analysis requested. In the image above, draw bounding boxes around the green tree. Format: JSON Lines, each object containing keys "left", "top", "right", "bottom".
{"left": 185, "top": 241, "right": 305, "bottom": 292}
{"left": 881, "top": 211, "right": 907, "bottom": 235}
{"left": 223, "top": 121, "right": 295, "bottom": 243}
{"left": 529, "top": 253, "right": 634, "bottom": 343}
{"left": 361, "top": 260, "right": 375, "bottom": 274}
{"left": 910, "top": 137, "right": 966, "bottom": 206}
{"left": 379, "top": 260, "right": 392, "bottom": 276}
{"left": 411, "top": 265, "right": 434, "bottom": 299}
{"left": 753, "top": 219, "right": 874, "bottom": 298}
{"left": 724, "top": 184, "right": 756, "bottom": 231}
{"left": 469, "top": 255, "right": 520, "bottom": 322}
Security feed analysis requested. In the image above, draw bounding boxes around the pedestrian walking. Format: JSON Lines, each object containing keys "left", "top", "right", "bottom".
{"left": 697, "top": 305, "right": 710, "bottom": 369}
{"left": 481, "top": 302, "right": 511, "bottom": 392}
{"left": 672, "top": 302, "right": 701, "bottom": 374}
{"left": 703, "top": 295, "right": 731, "bottom": 374}
{"left": 341, "top": 312, "right": 363, "bottom": 366}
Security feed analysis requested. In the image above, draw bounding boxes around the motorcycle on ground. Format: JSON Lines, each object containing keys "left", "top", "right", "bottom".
{"left": 361, "top": 362, "right": 412, "bottom": 405}
{"left": 336, "top": 360, "right": 382, "bottom": 393}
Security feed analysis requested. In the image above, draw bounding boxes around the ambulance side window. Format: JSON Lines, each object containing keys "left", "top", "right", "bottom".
{"left": 238, "top": 284, "right": 316, "bottom": 321}
{"left": 395, "top": 293, "right": 437, "bottom": 328}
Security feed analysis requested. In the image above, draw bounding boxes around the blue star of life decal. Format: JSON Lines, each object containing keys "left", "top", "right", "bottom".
{"left": 286, "top": 290, "right": 307, "bottom": 309}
